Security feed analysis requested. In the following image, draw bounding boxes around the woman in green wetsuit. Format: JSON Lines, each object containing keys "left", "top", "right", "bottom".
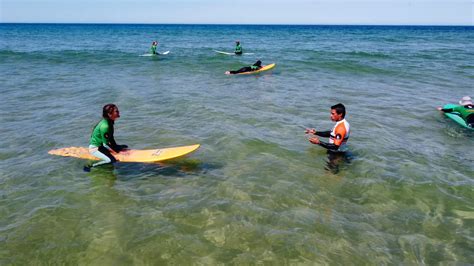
{"left": 437, "top": 96, "right": 474, "bottom": 127}
{"left": 234, "top": 40, "right": 242, "bottom": 55}
{"left": 150, "top": 41, "right": 158, "bottom": 55}
{"left": 84, "top": 104, "right": 128, "bottom": 172}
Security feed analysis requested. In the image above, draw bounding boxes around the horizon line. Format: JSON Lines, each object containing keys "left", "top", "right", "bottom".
{"left": 1, "top": 22, "right": 473, "bottom": 27}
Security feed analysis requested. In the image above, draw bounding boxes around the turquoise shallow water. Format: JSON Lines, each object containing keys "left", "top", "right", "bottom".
{"left": 1, "top": 24, "right": 473, "bottom": 264}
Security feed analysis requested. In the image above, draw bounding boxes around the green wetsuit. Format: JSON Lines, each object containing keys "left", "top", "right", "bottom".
{"left": 87, "top": 119, "right": 118, "bottom": 168}
{"left": 442, "top": 104, "right": 474, "bottom": 125}
{"left": 150, "top": 44, "right": 157, "bottom": 54}
{"left": 235, "top": 44, "right": 242, "bottom": 54}
{"left": 90, "top": 119, "right": 112, "bottom": 148}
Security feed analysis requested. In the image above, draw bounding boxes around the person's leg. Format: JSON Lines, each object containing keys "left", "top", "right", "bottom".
{"left": 93, "top": 146, "right": 116, "bottom": 166}
{"left": 233, "top": 66, "right": 252, "bottom": 74}
{"left": 325, "top": 151, "right": 346, "bottom": 174}
{"left": 85, "top": 146, "right": 116, "bottom": 171}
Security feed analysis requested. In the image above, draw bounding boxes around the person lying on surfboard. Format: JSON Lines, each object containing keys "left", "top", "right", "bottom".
{"left": 225, "top": 60, "right": 262, "bottom": 75}
{"left": 83, "top": 104, "right": 128, "bottom": 172}
{"left": 150, "top": 41, "right": 158, "bottom": 55}
{"left": 234, "top": 40, "right": 242, "bottom": 55}
{"left": 437, "top": 96, "right": 474, "bottom": 127}
{"left": 305, "top": 103, "right": 350, "bottom": 152}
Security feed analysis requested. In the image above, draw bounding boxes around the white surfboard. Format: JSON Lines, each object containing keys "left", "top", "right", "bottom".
{"left": 214, "top": 50, "right": 254, "bottom": 56}
{"left": 140, "top": 51, "right": 170, "bottom": 57}
{"left": 214, "top": 50, "right": 234, "bottom": 55}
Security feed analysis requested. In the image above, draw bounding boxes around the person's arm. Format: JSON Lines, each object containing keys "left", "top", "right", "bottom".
{"left": 305, "top": 128, "right": 331, "bottom": 137}
{"left": 315, "top": 131, "right": 331, "bottom": 137}
{"left": 331, "top": 124, "right": 347, "bottom": 147}
{"left": 307, "top": 128, "right": 340, "bottom": 150}
{"left": 99, "top": 123, "right": 116, "bottom": 152}
{"left": 438, "top": 107, "right": 454, "bottom": 113}
{"left": 438, "top": 105, "right": 462, "bottom": 113}
{"left": 308, "top": 125, "right": 347, "bottom": 151}
{"left": 308, "top": 137, "right": 339, "bottom": 150}
{"left": 100, "top": 123, "right": 128, "bottom": 152}
{"left": 107, "top": 132, "right": 128, "bottom": 152}
{"left": 107, "top": 132, "right": 119, "bottom": 152}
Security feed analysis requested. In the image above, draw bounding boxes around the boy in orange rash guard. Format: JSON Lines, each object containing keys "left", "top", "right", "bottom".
{"left": 305, "top": 103, "right": 350, "bottom": 151}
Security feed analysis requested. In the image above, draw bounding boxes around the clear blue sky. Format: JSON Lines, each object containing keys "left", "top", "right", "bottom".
{"left": 1, "top": 0, "right": 472, "bottom": 25}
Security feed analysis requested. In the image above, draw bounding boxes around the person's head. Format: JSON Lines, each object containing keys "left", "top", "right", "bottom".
{"left": 102, "top": 104, "right": 120, "bottom": 121}
{"left": 236, "top": 40, "right": 240, "bottom": 44}
{"left": 330, "top": 103, "right": 346, "bottom": 122}
{"left": 255, "top": 60, "right": 262, "bottom": 66}
{"left": 152, "top": 41, "right": 157, "bottom": 45}
{"left": 459, "top": 96, "right": 473, "bottom": 106}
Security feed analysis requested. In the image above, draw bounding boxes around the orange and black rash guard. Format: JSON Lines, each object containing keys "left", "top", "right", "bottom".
{"left": 315, "top": 119, "right": 350, "bottom": 151}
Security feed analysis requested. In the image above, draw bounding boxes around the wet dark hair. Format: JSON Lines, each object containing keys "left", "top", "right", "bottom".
{"left": 254, "top": 60, "right": 262, "bottom": 67}
{"left": 91, "top": 104, "right": 117, "bottom": 132}
{"left": 102, "top": 104, "right": 117, "bottom": 120}
{"left": 331, "top": 103, "right": 346, "bottom": 118}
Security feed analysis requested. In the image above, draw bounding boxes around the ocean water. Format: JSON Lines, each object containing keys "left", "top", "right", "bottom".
{"left": 1, "top": 24, "right": 473, "bottom": 264}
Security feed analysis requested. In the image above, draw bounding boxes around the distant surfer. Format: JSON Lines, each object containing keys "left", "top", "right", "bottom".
{"left": 234, "top": 40, "right": 243, "bottom": 55}
{"left": 225, "top": 60, "right": 262, "bottom": 75}
{"left": 437, "top": 96, "right": 474, "bottom": 127}
{"left": 305, "top": 103, "right": 350, "bottom": 152}
{"left": 150, "top": 41, "right": 158, "bottom": 55}
{"left": 83, "top": 104, "right": 128, "bottom": 172}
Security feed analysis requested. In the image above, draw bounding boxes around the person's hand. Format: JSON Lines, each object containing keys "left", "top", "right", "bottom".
{"left": 436, "top": 107, "right": 442, "bottom": 111}
{"left": 309, "top": 137, "right": 320, "bottom": 144}
{"left": 117, "top": 145, "right": 129, "bottom": 152}
{"left": 118, "top": 149, "right": 130, "bottom": 156}
{"left": 305, "top": 128, "right": 316, "bottom": 135}
{"left": 120, "top": 144, "right": 129, "bottom": 149}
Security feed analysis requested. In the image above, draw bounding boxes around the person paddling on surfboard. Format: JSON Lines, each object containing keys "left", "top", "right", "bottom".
{"left": 437, "top": 96, "right": 474, "bottom": 127}
{"left": 150, "top": 41, "right": 158, "bottom": 55}
{"left": 305, "top": 103, "right": 350, "bottom": 152}
{"left": 225, "top": 60, "right": 262, "bottom": 75}
{"left": 234, "top": 40, "right": 243, "bottom": 55}
{"left": 83, "top": 104, "right": 128, "bottom": 172}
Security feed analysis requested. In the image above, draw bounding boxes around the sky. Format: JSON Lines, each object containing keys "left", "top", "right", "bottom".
{"left": 1, "top": 0, "right": 473, "bottom": 26}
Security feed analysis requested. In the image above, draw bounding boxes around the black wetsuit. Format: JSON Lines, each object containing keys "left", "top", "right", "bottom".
{"left": 229, "top": 60, "right": 262, "bottom": 74}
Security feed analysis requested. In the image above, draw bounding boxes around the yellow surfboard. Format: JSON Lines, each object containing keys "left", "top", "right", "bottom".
{"left": 235, "top": 63, "right": 276, "bottom": 75}
{"left": 48, "top": 144, "right": 200, "bottom": 163}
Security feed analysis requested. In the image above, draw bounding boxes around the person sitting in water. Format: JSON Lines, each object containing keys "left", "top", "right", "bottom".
{"left": 225, "top": 60, "right": 262, "bottom": 75}
{"left": 234, "top": 40, "right": 243, "bottom": 55}
{"left": 437, "top": 96, "right": 474, "bottom": 127}
{"left": 150, "top": 41, "right": 158, "bottom": 55}
{"left": 84, "top": 104, "right": 128, "bottom": 172}
{"left": 305, "top": 103, "right": 350, "bottom": 152}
